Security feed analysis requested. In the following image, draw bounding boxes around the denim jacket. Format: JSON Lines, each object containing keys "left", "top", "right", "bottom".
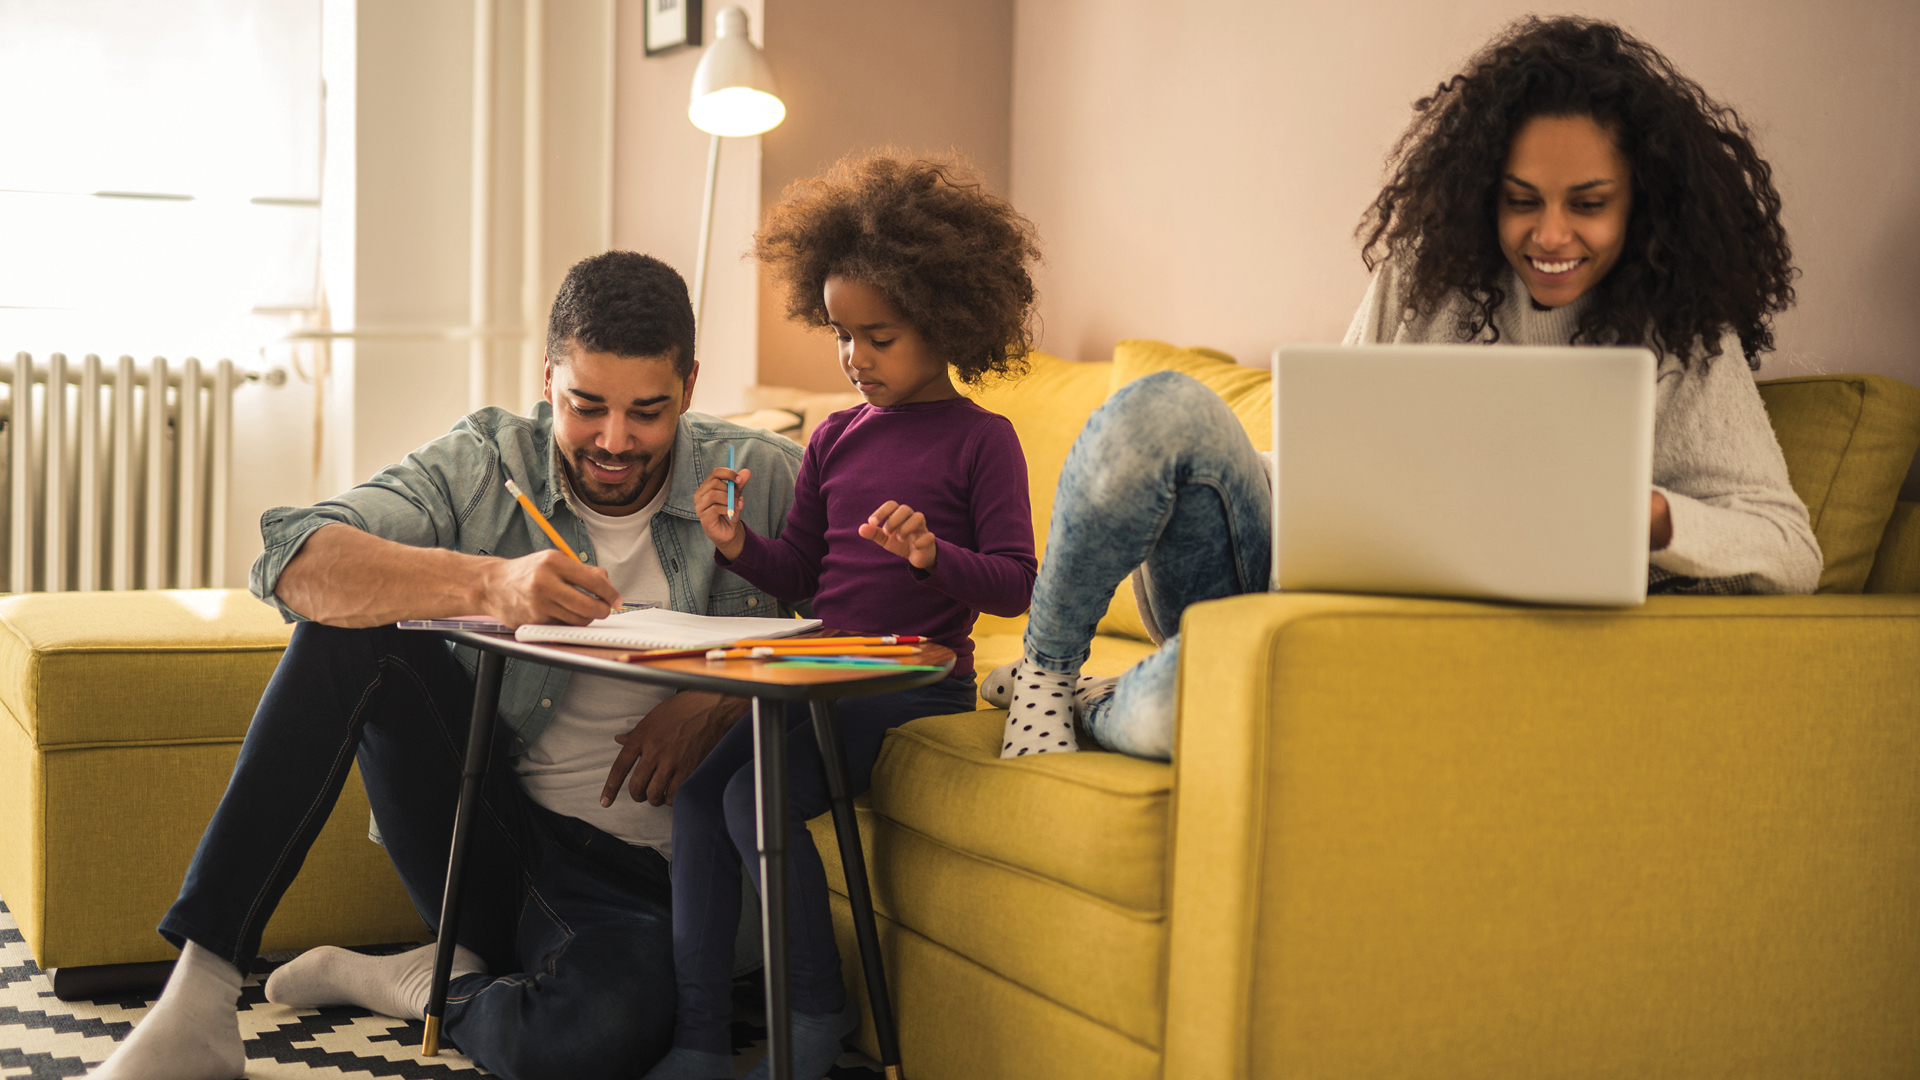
{"left": 250, "top": 402, "right": 805, "bottom": 754}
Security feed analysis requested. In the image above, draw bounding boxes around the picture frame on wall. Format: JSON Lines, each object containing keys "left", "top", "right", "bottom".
{"left": 644, "top": 0, "right": 702, "bottom": 56}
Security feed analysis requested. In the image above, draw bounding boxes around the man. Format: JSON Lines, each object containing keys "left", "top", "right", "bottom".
{"left": 91, "top": 252, "right": 804, "bottom": 1080}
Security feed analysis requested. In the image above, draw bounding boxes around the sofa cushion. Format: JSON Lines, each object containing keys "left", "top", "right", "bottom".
{"left": 817, "top": 808, "right": 1170, "bottom": 1049}
{"left": 1756, "top": 374, "right": 1920, "bottom": 593}
{"left": 0, "top": 589, "right": 291, "bottom": 746}
{"left": 1866, "top": 501, "right": 1920, "bottom": 594}
{"left": 872, "top": 711, "right": 1173, "bottom": 915}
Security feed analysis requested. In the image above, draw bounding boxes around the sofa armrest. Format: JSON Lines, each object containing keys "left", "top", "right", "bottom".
{"left": 1164, "top": 592, "right": 1920, "bottom": 1079}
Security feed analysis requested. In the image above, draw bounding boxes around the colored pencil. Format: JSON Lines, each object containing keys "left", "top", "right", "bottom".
{"left": 504, "top": 478, "right": 581, "bottom": 562}
{"left": 771, "top": 660, "right": 944, "bottom": 672}
{"left": 705, "top": 644, "right": 917, "bottom": 660}
{"left": 726, "top": 444, "right": 736, "bottom": 520}
{"left": 729, "top": 635, "right": 925, "bottom": 647}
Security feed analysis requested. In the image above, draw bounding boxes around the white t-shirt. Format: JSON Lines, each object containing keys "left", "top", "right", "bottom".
{"left": 513, "top": 475, "right": 678, "bottom": 854}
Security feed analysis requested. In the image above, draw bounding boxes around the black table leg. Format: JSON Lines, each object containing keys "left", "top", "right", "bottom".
{"left": 422, "top": 648, "right": 504, "bottom": 1056}
{"left": 753, "top": 696, "right": 793, "bottom": 1080}
{"left": 809, "top": 700, "right": 903, "bottom": 1080}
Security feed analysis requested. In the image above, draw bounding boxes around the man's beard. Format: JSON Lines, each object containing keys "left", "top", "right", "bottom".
{"left": 557, "top": 446, "right": 666, "bottom": 510}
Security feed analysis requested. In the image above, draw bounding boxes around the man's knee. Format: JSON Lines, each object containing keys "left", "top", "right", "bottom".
{"left": 470, "top": 950, "right": 675, "bottom": 1080}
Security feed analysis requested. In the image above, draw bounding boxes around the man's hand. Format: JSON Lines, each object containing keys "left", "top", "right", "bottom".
{"left": 476, "top": 549, "right": 622, "bottom": 628}
{"left": 694, "top": 466, "right": 750, "bottom": 561}
{"left": 600, "top": 690, "right": 747, "bottom": 807}
{"left": 859, "top": 500, "right": 937, "bottom": 570}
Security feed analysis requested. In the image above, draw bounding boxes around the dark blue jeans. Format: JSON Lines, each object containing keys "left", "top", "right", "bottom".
{"left": 159, "top": 622, "right": 675, "bottom": 1080}
{"left": 666, "top": 676, "right": 977, "bottom": 1055}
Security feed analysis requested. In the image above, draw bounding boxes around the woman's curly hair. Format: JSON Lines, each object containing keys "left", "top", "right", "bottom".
{"left": 1359, "top": 16, "right": 1795, "bottom": 368}
{"left": 755, "top": 152, "right": 1042, "bottom": 385}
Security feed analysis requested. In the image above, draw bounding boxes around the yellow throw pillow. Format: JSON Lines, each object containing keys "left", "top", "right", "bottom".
{"left": 1110, "top": 339, "right": 1270, "bottom": 451}
{"left": 1086, "top": 341, "right": 1269, "bottom": 640}
{"left": 963, "top": 352, "right": 1115, "bottom": 638}
{"left": 963, "top": 352, "right": 1114, "bottom": 559}
{"left": 1757, "top": 373, "right": 1920, "bottom": 593}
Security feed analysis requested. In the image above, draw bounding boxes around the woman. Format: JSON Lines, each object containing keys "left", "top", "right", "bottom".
{"left": 987, "top": 15, "right": 1821, "bottom": 762}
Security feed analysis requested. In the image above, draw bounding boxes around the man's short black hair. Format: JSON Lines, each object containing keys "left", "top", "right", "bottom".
{"left": 546, "top": 251, "right": 696, "bottom": 377}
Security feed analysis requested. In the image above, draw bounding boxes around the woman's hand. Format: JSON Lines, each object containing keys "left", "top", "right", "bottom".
{"left": 860, "top": 500, "right": 937, "bottom": 570}
{"left": 695, "top": 466, "right": 750, "bottom": 561}
{"left": 1650, "top": 490, "right": 1673, "bottom": 550}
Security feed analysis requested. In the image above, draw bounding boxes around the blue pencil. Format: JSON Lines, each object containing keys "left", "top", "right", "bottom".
{"left": 726, "top": 444, "right": 736, "bottom": 520}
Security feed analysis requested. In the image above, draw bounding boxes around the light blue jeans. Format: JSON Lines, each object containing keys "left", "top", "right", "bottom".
{"left": 1024, "top": 371, "right": 1272, "bottom": 760}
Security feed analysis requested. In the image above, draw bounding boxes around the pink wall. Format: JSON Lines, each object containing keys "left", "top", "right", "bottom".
{"left": 1011, "top": 0, "right": 1920, "bottom": 492}
{"left": 757, "top": 0, "right": 1015, "bottom": 392}
{"left": 612, "top": 0, "right": 766, "bottom": 416}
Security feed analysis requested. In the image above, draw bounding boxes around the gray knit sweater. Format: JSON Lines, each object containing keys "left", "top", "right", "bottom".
{"left": 1337, "top": 261, "right": 1821, "bottom": 594}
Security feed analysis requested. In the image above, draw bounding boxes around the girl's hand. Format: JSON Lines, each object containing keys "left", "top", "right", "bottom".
{"left": 695, "top": 466, "right": 750, "bottom": 561}
{"left": 860, "top": 500, "right": 937, "bottom": 570}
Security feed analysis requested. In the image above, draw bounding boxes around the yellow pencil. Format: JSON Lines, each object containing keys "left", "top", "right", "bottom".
{"left": 504, "top": 478, "right": 582, "bottom": 562}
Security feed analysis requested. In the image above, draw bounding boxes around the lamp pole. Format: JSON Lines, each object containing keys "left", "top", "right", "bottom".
{"left": 692, "top": 131, "right": 721, "bottom": 334}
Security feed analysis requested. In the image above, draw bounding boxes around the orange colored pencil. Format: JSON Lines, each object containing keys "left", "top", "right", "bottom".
{"left": 618, "top": 643, "right": 921, "bottom": 663}
{"left": 729, "top": 635, "right": 925, "bottom": 647}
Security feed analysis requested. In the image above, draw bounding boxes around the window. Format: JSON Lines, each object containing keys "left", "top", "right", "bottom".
{"left": 0, "top": 0, "right": 323, "bottom": 361}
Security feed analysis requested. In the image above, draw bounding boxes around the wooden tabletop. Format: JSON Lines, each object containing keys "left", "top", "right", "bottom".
{"left": 441, "top": 630, "right": 957, "bottom": 702}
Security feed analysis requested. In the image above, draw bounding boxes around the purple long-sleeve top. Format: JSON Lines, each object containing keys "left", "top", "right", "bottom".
{"left": 721, "top": 397, "right": 1036, "bottom": 678}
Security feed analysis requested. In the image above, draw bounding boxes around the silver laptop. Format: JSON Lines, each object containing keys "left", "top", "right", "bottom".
{"left": 1270, "top": 343, "right": 1655, "bottom": 607}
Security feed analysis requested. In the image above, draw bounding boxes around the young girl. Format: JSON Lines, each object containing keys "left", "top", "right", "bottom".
{"left": 643, "top": 154, "right": 1042, "bottom": 1080}
{"left": 983, "top": 15, "right": 1821, "bottom": 762}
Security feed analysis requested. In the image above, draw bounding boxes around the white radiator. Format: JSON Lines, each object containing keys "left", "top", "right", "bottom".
{"left": 1, "top": 353, "right": 253, "bottom": 593}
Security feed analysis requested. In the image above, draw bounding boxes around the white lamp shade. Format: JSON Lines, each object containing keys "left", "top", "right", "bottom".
{"left": 688, "top": 6, "right": 785, "bottom": 137}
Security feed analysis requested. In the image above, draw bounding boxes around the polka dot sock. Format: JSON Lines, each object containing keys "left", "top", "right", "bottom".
{"left": 981, "top": 661, "right": 1108, "bottom": 710}
{"left": 998, "top": 659, "right": 1080, "bottom": 758}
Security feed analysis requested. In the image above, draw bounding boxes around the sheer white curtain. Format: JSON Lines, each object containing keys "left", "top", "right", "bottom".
{"left": 0, "top": 0, "right": 323, "bottom": 360}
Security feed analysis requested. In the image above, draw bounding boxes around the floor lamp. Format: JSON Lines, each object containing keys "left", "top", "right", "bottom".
{"left": 689, "top": 5, "right": 785, "bottom": 335}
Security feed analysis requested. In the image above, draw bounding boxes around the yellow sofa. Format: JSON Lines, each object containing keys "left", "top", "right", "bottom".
{"left": 811, "top": 347, "right": 1920, "bottom": 1079}
{"left": 3, "top": 344, "right": 1916, "bottom": 1080}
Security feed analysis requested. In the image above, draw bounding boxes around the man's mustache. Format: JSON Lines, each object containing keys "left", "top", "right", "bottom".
{"left": 577, "top": 450, "right": 650, "bottom": 468}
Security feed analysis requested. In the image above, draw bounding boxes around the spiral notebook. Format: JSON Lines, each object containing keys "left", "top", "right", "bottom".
{"left": 398, "top": 603, "right": 656, "bottom": 635}
{"left": 512, "top": 607, "right": 821, "bottom": 650}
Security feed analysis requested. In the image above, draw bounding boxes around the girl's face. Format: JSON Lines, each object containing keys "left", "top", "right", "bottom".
{"left": 823, "top": 276, "right": 959, "bottom": 408}
{"left": 1497, "top": 114, "right": 1634, "bottom": 309}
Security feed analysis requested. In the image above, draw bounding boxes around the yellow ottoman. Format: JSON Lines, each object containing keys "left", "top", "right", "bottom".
{"left": 0, "top": 589, "right": 425, "bottom": 990}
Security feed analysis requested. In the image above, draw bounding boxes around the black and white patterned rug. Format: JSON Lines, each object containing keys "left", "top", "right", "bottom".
{"left": 0, "top": 898, "right": 883, "bottom": 1079}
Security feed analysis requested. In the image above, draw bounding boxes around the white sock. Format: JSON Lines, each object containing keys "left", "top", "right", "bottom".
{"left": 981, "top": 661, "right": 1107, "bottom": 710}
{"left": 264, "top": 942, "right": 486, "bottom": 1020}
{"left": 89, "top": 940, "right": 244, "bottom": 1080}
{"left": 999, "top": 659, "right": 1080, "bottom": 757}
